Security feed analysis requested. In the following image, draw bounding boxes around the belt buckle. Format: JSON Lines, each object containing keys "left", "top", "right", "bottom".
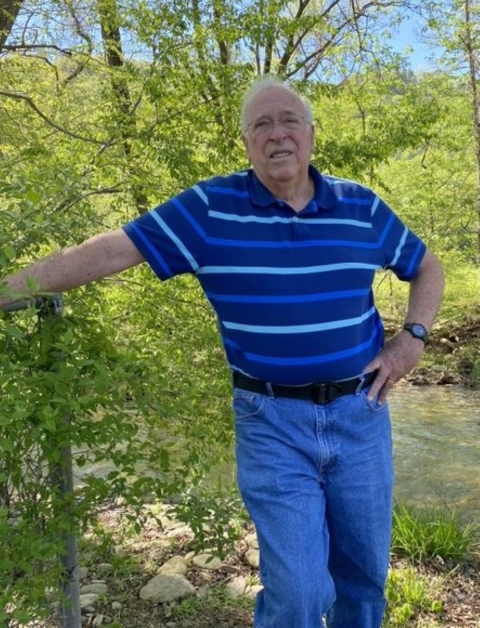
{"left": 313, "top": 382, "right": 342, "bottom": 404}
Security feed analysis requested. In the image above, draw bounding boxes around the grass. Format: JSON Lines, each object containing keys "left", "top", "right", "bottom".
{"left": 171, "top": 585, "right": 253, "bottom": 623}
{"left": 392, "top": 502, "right": 478, "bottom": 562}
{"left": 382, "top": 503, "right": 479, "bottom": 626}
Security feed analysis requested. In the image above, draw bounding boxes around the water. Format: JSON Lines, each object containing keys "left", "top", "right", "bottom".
{"left": 75, "top": 386, "right": 480, "bottom": 522}
{"left": 389, "top": 385, "right": 480, "bottom": 522}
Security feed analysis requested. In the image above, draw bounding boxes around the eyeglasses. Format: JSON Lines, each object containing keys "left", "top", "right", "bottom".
{"left": 245, "top": 114, "right": 310, "bottom": 137}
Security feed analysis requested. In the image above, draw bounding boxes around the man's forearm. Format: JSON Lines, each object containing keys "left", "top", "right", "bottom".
{"left": 0, "top": 229, "right": 144, "bottom": 308}
{"left": 404, "top": 249, "right": 445, "bottom": 330}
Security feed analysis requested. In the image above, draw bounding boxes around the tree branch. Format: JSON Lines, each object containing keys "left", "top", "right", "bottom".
{"left": 0, "top": 89, "right": 105, "bottom": 144}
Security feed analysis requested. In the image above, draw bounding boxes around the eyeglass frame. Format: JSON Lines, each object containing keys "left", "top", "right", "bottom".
{"left": 244, "top": 112, "right": 312, "bottom": 137}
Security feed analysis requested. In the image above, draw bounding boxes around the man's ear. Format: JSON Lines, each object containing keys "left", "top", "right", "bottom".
{"left": 242, "top": 134, "right": 251, "bottom": 161}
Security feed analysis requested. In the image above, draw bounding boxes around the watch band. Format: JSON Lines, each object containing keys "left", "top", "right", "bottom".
{"left": 403, "top": 322, "right": 429, "bottom": 344}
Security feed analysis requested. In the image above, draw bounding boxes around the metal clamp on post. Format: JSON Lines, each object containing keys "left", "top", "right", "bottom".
{"left": 1, "top": 294, "right": 63, "bottom": 316}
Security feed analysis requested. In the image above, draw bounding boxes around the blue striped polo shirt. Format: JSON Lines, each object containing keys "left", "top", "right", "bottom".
{"left": 123, "top": 166, "right": 426, "bottom": 385}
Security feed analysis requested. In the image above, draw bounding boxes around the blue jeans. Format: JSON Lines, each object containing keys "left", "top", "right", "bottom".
{"left": 234, "top": 384, "right": 393, "bottom": 628}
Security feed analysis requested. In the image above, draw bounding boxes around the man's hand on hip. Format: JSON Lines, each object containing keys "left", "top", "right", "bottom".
{"left": 363, "top": 331, "right": 425, "bottom": 404}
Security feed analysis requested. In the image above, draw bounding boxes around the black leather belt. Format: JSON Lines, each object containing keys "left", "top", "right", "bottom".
{"left": 233, "top": 370, "right": 377, "bottom": 405}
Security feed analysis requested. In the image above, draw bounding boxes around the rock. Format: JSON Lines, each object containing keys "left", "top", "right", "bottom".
{"left": 184, "top": 551, "right": 196, "bottom": 563}
{"left": 80, "top": 583, "right": 108, "bottom": 595}
{"left": 192, "top": 554, "right": 223, "bottom": 570}
{"left": 247, "top": 584, "right": 263, "bottom": 598}
{"left": 160, "top": 514, "right": 175, "bottom": 528}
{"left": 79, "top": 593, "right": 100, "bottom": 609}
{"left": 77, "top": 567, "right": 89, "bottom": 580}
{"left": 139, "top": 574, "right": 196, "bottom": 604}
{"left": 158, "top": 556, "right": 188, "bottom": 576}
{"left": 111, "top": 602, "right": 122, "bottom": 611}
{"left": 226, "top": 576, "right": 248, "bottom": 599}
{"left": 226, "top": 575, "right": 263, "bottom": 600}
{"left": 97, "top": 563, "right": 114, "bottom": 574}
{"left": 246, "top": 549, "right": 260, "bottom": 568}
{"left": 244, "top": 533, "right": 259, "bottom": 548}
{"left": 82, "top": 607, "right": 96, "bottom": 615}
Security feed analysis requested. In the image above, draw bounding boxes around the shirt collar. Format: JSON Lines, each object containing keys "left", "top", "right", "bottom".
{"left": 247, "top": 165, "right": 337, "bottom": 212}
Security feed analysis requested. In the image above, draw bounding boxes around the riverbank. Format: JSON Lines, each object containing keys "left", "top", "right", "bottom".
{"left": 77, "top": 499, "right": 480, "bottom": 628}
{"left": 394, "top": 315, "right": 480, "bottom": 388}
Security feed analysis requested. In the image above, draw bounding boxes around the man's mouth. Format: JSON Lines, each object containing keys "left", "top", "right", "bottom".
{"left": 270, "top": 150, "right": 292, "bottom": 159}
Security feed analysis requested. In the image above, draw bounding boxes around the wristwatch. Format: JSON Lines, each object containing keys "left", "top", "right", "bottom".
{"left": 403, "top": 322, "right": 429, "bottom": 344}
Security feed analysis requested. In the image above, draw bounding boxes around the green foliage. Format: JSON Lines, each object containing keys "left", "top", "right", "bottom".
{"left": 0, "top": 275, "right": 239, "bottom": 621}
{"left": 312, "top": 70, "right": 442, "bottom": 180}
{"left": 173, "top": 484, "right": 249, "bottom": 558}
{"left": 384, "top": 566, "right": 442, "bottom": 627}
{"left": 0, "top": 297, "right": 153, "bottom": 622}
{"left": 435, "top": 256, "right": 480, "bottom": 321}
{"left": 391, "top": 503, "right": 478, "bottom": 562}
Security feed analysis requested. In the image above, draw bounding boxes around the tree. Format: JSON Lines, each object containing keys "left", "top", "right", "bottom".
{"left": 0, "top": 0, "right": 24, "bottom": 48}
{"left": 463, "top": 0, "right": 480, "bottom": 262}
{"left": 420, "top": 0, "right": 480, "bottom": 262}
{"left": 97, "top": 0, "right": 150, "bottom": 213}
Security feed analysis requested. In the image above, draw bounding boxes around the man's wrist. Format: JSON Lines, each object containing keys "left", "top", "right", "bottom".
{"left": 402, "top": 322, "right": 429, "bottom": 344}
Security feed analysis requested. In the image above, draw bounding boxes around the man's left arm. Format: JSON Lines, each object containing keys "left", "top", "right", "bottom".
{"left": 365, "top": 249, "right": 445, "bottom": 403}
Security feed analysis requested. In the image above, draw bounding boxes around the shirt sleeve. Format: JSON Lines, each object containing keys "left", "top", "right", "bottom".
{"left": 122, "top": 186, "right": 208, "bottom": 281}
{"left": 372, "top": 195, "right": 426, "bottom": 281}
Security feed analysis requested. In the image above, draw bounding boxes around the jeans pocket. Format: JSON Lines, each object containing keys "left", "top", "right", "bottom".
{"left": 359, "top": 389, "right": 389, "bottom": 413}
{"left": 233, "top": 388, "right": 268, "bottom": 421}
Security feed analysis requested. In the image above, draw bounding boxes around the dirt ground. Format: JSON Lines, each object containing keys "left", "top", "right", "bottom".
{"left": 83, "top": 502, "right": 480, "bottom": 628}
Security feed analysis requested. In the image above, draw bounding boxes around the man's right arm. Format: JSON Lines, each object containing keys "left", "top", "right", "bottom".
{"left": 0, "top": 228, "right": 144, "bottom": 308}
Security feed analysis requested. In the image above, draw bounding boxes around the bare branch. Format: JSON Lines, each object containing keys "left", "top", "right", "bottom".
{"left": 53, "top": 185, "right": 124, "bottom": 215}
{"left": 0, "top": 90, "right": 104, "bottom": 144}
{"left": 1, "top": 43, "right": 72, "bottom": 55}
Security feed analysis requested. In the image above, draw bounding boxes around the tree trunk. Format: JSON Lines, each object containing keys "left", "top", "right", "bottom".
{"left": 0, "top": 0, "right": 24, "bottom": 48}
{"left": 464, "top": 0, "right": 480, "bottom": 263}
{"left": 96, "top": 0, "right": 149, "bottom": 214}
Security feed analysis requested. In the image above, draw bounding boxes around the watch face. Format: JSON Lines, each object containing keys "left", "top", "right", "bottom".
{"left": 404, "top": 323, "right": 428, "bottom": 341}
{"left": 411, "top": 324, "right": 427, "bottom": 337}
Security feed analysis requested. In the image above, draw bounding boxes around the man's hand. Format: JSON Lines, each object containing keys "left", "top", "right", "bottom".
{"left": 363, "top": 331, "right": 425, "bottom": 404}
{"left": 0, "top": 229, "right": 144, "bottom": 309}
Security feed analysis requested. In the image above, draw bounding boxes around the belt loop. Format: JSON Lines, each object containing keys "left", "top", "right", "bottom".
{"left": 356, "top": 371, "right": 375, "bottom": 394}
{"left": 265, "top": 382, "right": 275, "bottom": 398}
{"left": 355, "top": 374, "right": 365, "bottom": 395}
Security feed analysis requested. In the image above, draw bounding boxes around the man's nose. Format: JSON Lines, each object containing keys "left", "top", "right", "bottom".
{"left": 268, "top": 119, "right": 288, "bottom": 138}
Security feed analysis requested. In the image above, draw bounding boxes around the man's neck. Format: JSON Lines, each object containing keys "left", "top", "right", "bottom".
{"left": 270, "top": 176, "right": 315, "bottom": 213}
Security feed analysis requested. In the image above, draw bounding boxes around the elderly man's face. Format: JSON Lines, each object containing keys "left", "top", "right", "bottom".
{"left": 242, "top": 86, "right": 314, "bottom": 195}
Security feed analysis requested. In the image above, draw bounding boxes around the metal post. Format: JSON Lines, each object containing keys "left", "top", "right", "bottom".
{"left": 1, "top": 296, "right": 81, "bottom": 628}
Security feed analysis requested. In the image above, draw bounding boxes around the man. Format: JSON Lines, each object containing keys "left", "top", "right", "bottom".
{"left": 1, "top": 77, "right": 444, "bottom": 627}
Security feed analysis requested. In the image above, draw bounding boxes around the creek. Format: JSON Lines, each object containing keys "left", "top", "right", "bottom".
{"left": 390, "top": 385, "right": 480, "bottom": 522}
{"left": 75, "top": 385, "right": 480, "bottom": 522}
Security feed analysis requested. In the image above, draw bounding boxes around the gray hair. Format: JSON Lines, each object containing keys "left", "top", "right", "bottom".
{"left": 240, "top": 76, "right": 313, "bottom": 133}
